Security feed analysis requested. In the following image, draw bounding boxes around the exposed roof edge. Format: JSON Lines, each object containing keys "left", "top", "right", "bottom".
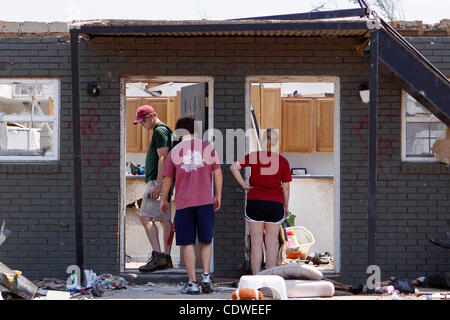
{"left": 390, "top": 19, "right": 450, "bottom": 36}
{"left": 1, "top": 18, "right": 448, "bottom": 37}
{"left": 231, "top": 7, "right": 370, "bottom": 21}
{"left": 68, "top": 19, "right": 372, "bottom": 38}
{"left": 0, "top": 19, "right": 372, "bottom": 37}
{"left": 0, "top": 21, "right": 69, "bottom": 36}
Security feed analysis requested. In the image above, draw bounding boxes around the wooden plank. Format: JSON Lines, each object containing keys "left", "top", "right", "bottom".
{"left": 48, "top": 97, "right": 54, "bottom": 115}
{"left": 251, "top": 84, "right": 261, "bottom": 126}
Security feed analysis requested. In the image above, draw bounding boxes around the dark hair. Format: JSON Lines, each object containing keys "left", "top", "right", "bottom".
{"left": 175, "top": 117, "right": 195, "bottom": 134}
{"left": 263, "top": 128, "right": 279, "bottom": 146}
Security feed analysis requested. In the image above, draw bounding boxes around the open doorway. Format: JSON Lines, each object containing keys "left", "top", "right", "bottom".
{"left": 245, "top": 76, "right": 340, "bottom": 274}
{"left": 119, "top": 76, "right": 214, "bottom": 273}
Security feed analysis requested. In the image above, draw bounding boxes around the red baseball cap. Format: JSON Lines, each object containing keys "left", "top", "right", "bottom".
{"left": 134, "top": 105, "right": 155, "bottom": 124}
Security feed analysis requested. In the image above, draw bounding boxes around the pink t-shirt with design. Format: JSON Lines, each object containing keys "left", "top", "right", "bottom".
{"left": 162, "top": 138, "right": 221, "bottom": 210}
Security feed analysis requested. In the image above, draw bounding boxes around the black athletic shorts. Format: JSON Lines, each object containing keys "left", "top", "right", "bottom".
{"left": 245, "top": 199, "right": 285, "bottom": 224}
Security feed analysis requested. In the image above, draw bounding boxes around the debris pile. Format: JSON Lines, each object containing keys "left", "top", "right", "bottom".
{"left": 325, "top": 273, "right": 450, "bottom": 300}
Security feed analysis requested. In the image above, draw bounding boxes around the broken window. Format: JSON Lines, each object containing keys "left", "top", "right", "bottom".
{"left": 402, "top": 91, "right": 446, "bottom": 162}
{"left": 0, "top": 78, "right": 59, "bottom": 161}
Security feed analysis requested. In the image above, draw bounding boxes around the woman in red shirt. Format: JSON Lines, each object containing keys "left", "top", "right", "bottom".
{"left": 230, "top": 129, "right": 292, "bottom": 274}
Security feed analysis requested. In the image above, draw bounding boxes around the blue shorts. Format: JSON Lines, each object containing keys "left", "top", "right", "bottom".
{"left": 174, "top": 204, "right": 215, "bottom": 246}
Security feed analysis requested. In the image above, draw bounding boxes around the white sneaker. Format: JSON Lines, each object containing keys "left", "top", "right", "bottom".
{"left": 181, "top": 282, "right": 201, "bottom": 295}
{"left": 200, "top": 273, "right": 213, "bottom": 293}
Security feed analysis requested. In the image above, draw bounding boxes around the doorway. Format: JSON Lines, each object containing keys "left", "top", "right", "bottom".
{"left": 119, "top": 76, "right": 214, "bottom": 273}
{"left": 245, "top": 76, "right": 341, "bottom": 274}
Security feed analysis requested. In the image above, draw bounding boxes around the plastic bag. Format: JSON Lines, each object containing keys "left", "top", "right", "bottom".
{"left": 285, "top": 212, "right": 296, "bottom": 227}
{"left": 284, "top": 229, "right": 302, "bottom": 259}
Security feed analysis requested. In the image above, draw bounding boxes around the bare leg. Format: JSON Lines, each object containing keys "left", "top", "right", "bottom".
{"left": 183, "top": 245, "right": 197, "bottom": 282}
{"left": 140, "top": 216, "right": 161, "bottom": 253}
{"left": 160, "top": 219, "right": 173, "bottom": 255}
{"left": 248, "top": 221, "right": 265, "bottom": 274}
{"left": 200, "top": 243, "right": 212, "bottom": 274}
{"left": 264, "top": 223, "right": 281, "bottom": 269}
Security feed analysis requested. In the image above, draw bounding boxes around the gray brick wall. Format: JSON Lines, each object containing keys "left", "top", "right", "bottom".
{"left": 406, "top": 36, "right": 450, "bottom": 75}
{"left": 0, "top": 33, "right": 448, "bottom": 284}
{"left": 0, "top": 36, "right": 79, "bottom": 280}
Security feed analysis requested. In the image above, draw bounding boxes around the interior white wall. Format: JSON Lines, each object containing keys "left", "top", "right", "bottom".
{"left": 281, "top": 152, "right": 334, "bottom": 176}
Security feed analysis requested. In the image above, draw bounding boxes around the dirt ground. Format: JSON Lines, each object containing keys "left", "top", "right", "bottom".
{"left": 71, "top": 281, "right": 450, "bottom": 301}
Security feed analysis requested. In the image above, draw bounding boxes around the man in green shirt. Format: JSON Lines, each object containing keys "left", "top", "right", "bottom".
{"left": 134, "top": 105, "right": 173, "bottom": 272}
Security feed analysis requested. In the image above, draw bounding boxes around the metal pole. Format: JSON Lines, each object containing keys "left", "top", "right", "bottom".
{"left": 70, "top": 28, "right": 85, "bottom": 286}
{"left": 368, "top": 29, "right": 379, "bottom": 267}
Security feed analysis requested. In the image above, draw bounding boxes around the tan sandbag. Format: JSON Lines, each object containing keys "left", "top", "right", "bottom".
{"left": 257, "top": 263, "right": 323, "bottom": 280}
{"left": 285, "top": 279, "right": 334, "bottom": 298}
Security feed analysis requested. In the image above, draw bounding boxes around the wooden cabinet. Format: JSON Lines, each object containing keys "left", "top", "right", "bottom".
{"left": 126, "top": 98, "right": 144, "bottom": 153}
{"left": 280, "top": 97, "right": 334, "bottom": 153}
{"left": 315, "top": 98, "right": 334, "bottom": 152}
{"left": 281, "top": 98, "right": 315, "bottom": 152}
{"left": 250, "top": 85, "right": 335, "bottom": 153}
{"left": 126, "top": 96, "right": 180, "bottom": 153}
{"left": 260, "top": 87, "right": 281, "bottom": 131}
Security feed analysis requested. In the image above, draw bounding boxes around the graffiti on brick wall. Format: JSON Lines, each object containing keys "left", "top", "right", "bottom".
{"left": 66, "top": 107, "right": 117, "bottom": 195}
{"left": 349, "top": 115, "right": 398, "bottom": 194}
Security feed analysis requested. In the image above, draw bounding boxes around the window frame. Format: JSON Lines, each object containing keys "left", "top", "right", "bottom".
{"left": 0, "top": 78, "right": 60, "bottom": 162}
{"left": 401, "top": 90, "right": 445, "bottom": 163}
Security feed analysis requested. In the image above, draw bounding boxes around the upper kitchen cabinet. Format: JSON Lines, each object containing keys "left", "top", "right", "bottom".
{"left": 281, "top": 96, "right": 334, "bottom": 153}
{"left": 251, "top": 85, "right": 282, "bottom": 132}
{"left": 281, "top": 98, "right": 315, "bottom": 152}
{"left": 251, "top": 83, "right": 334, "bottom": 153}
{"left": 126, "top": 96, "right": 180, "bottom": 153}
{"left": 126, "top": 98, "right": 144, "bottom": 153}
{"left": 315, "top": 98, "right": 334, "bottom": 152}
{"left": 260, "top": 87, "right": 281, "bottom": 131}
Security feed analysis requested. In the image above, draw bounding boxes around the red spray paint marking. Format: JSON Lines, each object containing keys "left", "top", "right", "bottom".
{"left": 66, "top": 108, "right": 118, "bottom": 195}
{"left": 349, "top": 115, "right": 398, "bottom": 194}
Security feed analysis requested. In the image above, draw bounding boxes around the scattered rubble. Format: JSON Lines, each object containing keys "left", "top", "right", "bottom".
{"left": 0, "top": 262, "right": 38, "bottom": 300}
{"left": 390, "top": 19, "right": 450, "bottom": 36}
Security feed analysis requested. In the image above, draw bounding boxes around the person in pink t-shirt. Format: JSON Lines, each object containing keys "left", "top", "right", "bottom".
{"left": 160, "top": 117, "right": 222, "bottom": 295}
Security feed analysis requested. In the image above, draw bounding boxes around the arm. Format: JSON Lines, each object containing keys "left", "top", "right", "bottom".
{"left": 160, "top": 176, "right": 173, "bottom": 215}
{"left": 213, "top": 168, "right": 223, "bottom": 212}
{"left": 229, "top": 161, "right": 253, "bottom": 190}
{"left": 150, "top": 146, "right": 169, "bottom": 199}
{"left": 282, "top": 182, "right": 290, "bottom": 217}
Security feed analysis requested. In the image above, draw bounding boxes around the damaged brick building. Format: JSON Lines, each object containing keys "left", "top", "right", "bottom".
{"left": 0, "top": 9, "right": 449, "bottom": 285}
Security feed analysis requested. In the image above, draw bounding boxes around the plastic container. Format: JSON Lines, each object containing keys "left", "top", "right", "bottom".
{"left": 426, "top": 293, "right": 449, "bottom": 300}
{"left": 238, "top": 275, "right": 288, "bottom": 300}
{"left": 284, "top": 226, "right": 315, "bottom": 260}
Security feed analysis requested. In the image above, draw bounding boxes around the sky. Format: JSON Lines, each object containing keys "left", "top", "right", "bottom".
{"left": 1, "top": 0, "right": 448, "bottom": 24}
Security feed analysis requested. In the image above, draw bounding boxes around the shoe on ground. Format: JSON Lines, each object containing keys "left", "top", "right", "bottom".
{"left": 181, "top": 282, "right": 201, "bottom": 295}
{"left": 138, "top": 251, "right": 168, "bottom": 272}
{"left": 306, "top": 253, "right": 329, "bottom": 265}
{"left": 164, "top": 254, "right": 173, "bottom": 268}
{"left": 200, "top": 273, "right": 214, "bottom": 293}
